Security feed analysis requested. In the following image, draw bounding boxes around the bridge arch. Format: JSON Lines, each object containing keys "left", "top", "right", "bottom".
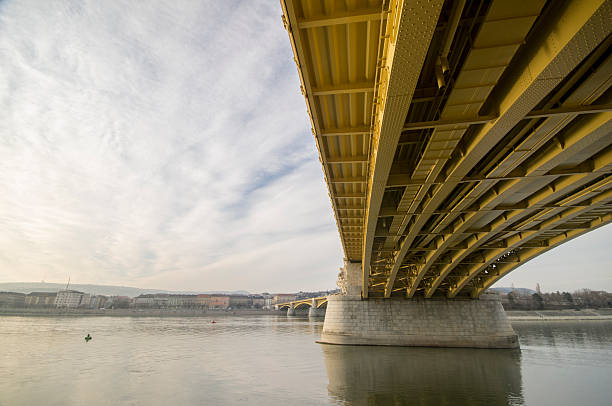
{"left": 281, "top": 0, "right": 612, "bottom": 300}
{"left": 280, "top": 0, "right": 611, "bottom": 348}
{"left": 294, "top": 302, "right": 311, "bottom": 310}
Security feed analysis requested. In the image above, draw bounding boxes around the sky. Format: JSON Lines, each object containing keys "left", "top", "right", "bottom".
{"left": 0, "top": 0, "right": 610, "bottom": 294}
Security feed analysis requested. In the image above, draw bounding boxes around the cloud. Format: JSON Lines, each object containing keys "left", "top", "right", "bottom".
{"left": 0, "top": 0, "right": 343, "bottom": 291}
{"left": 1, "top": 0, "right": 609, "bottom": 294}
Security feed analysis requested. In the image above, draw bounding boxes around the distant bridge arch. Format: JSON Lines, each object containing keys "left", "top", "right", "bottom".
{"left": 294, "top": 302, "right": 311, "bottom": 310}
{"left": 276, "top": 297, "right": 328, "bottom": 311}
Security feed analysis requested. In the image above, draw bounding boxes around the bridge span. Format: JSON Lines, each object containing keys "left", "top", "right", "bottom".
{"left": 280, "top": 0, "right": 611, "bottom": 347}
{"left": 276, "top": 297, "right": 328, "bottom": 317}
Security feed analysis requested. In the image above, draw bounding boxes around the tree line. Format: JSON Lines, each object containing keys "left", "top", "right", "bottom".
{"left": 502, "top": 289, "right": 612, "bottom": 310}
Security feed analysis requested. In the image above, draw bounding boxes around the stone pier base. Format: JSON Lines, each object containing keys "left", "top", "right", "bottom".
{"left": 319, "top": 294, "right": 518, "bottom": 349}
{"left": 287, "top": 306, "right": 310, "bottom": 316}
{"left": 308, "top": 307, "right": 326, "bottom": 318}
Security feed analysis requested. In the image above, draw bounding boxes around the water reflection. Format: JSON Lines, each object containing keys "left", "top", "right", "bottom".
{"left": 322, "top": 344, "right": 523, "bottom": 406}
{"left": 513, "top": 320, "right": 612, "bottom": 351}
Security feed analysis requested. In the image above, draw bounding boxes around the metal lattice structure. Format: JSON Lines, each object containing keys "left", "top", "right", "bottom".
{"left": 281, "top": 0, "right": 612, "bottom": 298}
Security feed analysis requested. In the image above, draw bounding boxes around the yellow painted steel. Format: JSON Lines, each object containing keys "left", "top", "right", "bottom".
{"left": 282, "top": 0, "right": 612, "bottom": 299}
{"left": 277, "top": 296, "right": 328, "bottom": 310}
{"left": 280, "top": 0, "right": 385, "bottom": 267}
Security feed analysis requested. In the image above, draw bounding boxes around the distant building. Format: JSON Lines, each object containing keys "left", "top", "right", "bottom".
{"left": 88, "top": 295, "right": 107, "bottom": 309}
{"left": 273, "top": 294, "right": 295, "bottom": 304}
{"left": 106, "top": 296, "right": 130, "bottom": 309}
{"left": 71, "top": 294, "right": 107, "bottom": 309}
{"left": 263, "top": 295, "right": 274, "bottom": 310}
{"left": 152, "top": 294, "right": 169, "bottom": 308}
{"left": 25, "top": 292, "right": 57, "bottom": 307}
{"left": 196, "top": 294, "right": 211, "bottom": 308}
{"left": 229, "top": 295, "right": 250, "bottom": 308}
{"left": 55, "top": 290, "right": 84, "bottom": 308}
{"left": 184, "top": 295, "right": 197, "bottom": 308}
{"left": 132, "top": 293, "right": 199, "bottom": 308}
{"left": 133, "top": 294, "right": 155, "bottom": 308}
{"left": 168, "top": 294, "right": 197, "bottom": 308}
{"left": 209, "top": 295, "right": 230, "bottom": 309}
{"left": 250, "top": 295, "right": 265, "bottom": 308}
{"left": 0, "top": 292, "right": 26, "bottom": 308}
{"left": 79, "top": 294, "right": 91, "bottom": 308}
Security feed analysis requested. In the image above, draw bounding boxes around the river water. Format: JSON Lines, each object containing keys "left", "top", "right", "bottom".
{"left": 1, "top": 316, "right": 611, "bottom": 405}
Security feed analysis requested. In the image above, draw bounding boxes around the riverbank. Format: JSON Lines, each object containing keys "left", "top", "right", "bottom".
{"left": 0, "top": 307, "right": 283, "bottom": 317}
{"left": 507, "top": 308, "right": 612, "bottom": 321}
{"left": 3, "top": 307, "right": 612, "bottom": 320}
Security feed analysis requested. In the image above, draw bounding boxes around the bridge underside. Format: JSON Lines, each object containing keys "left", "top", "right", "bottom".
{"left": 282, "top": 0, "right": 612, "bottom": 301}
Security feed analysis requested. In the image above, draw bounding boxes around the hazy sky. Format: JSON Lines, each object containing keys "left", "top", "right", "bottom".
{"left": 0, "top": 0, "right": 610, "bottom": 293}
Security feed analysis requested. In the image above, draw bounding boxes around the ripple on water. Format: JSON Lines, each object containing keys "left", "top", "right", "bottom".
{"left": 1, "top": 316, "right": 611, "bottom": 405}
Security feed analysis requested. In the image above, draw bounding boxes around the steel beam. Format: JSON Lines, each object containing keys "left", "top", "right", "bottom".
{"left": 311, "top": 82, "right": 375, "bottom": 96}
{"left": 327, "top": 156, "right": 369, "bottom": 163}
{"left": 337, "top": 205, "right": 365, "bottom": 210}
{"left": 320, "top": 126, "right": 371, "bottom": 136}
{"left": 329, "top": 176, "right": 367, "bottom": 184}
{"left": 399, "top": 104, "right": 612, "bottom": 132}
{"left": 386, "top": 168, "right": 611, "bottom": 187}
{"left": 421, "top": 117, "right": 612, "bottom": 297}
{"left": 361, "top": 0, "right": 444, "bottom": 298}
{"left": 297, "top": 9, "right": 385, "bottom": 29}
{"left": 448, "top": 185, "right": 612, "bottom": 297}
{"left": 402, "top": 115, "right": 497, "bottom": 131}
{"left": 334, "top": 193, "right": 367, "bottom": 198}
{"left": 471, "top": 211, "right": 612, "bottom": 297}
{"left": 383, "top": 0, "right": 611, "bottom": 298}
{"left": 524, "top": 103, "right": 612, "bottom": 119}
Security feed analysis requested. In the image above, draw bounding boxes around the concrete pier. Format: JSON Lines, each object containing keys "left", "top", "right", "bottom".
{"left": 286, "top": 304, "right": 295, "bottom": 316}
{"left": 308, "top": 307, "right": 326, "bottom": 318}
{"left": 319, "top": 294, "right": 518, "bottom": 349}
{"left": 286, "top": 304, "right": 311, "bottom": 317}
{"left": 307, "top": 298, "right": 326, "bottom": 318}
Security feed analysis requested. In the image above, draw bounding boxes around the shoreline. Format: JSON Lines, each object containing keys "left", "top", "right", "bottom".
{"left": 506, "top": 309, "right": 612, "bottom": 321}
{"left": 0, "top": 307, "right": 283, "bottom": 317}
{"left": 509, "top": 316, "right": 612, "bottom": 321}
{"left": 2, "top": 307, "right": 612, "bottom": 321}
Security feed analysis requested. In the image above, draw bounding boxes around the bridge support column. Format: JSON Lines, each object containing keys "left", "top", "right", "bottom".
{"left": 286, "top": 304, "right": 295, "bottom": 317}
{"left": 308, "top": 299, "right": 325, "bottom": 318}
{"left": 308, "top": 307, "right": 325, "bottom": 318}
{"left": 319, "top": 293, "right": 518, "bottom": 349}
{"left": 337, "top": 261, "right": 362, "bottom": 296}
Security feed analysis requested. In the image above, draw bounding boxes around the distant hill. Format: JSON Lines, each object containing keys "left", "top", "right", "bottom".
{"left": 1, "top": 282, "right": 534, "bottom": 298}
{"left": 0, "top": 282, "right": 250, "bottom": 298}
{"left": 489, "top": 287, "right": 536, "bottom": 296}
